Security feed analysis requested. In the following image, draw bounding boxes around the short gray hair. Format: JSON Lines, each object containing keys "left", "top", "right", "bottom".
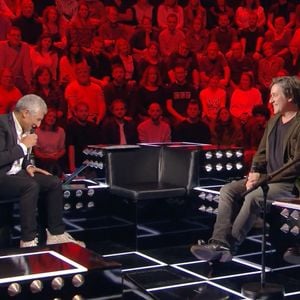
{"left": 15, "top": 94, "right": 47, "bottom": 115}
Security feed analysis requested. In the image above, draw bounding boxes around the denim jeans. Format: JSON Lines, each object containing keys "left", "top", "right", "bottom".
{"left": 210, "top": 179, "right": 296, "bottom": 249}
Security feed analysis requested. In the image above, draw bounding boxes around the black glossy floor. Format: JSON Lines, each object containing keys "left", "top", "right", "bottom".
{"left": 83, "top": 228, "right": 300, "bottom": 299}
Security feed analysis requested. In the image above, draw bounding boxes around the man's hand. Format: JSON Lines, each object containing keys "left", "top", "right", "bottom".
{"left": 26, "top": 165, "right": 52, "bottom": 177}
{"left": 20, "top": 133, "right": 37, "bottom": 149}
{"left": 246, "top": 172, "right": 260, "bottom": 190}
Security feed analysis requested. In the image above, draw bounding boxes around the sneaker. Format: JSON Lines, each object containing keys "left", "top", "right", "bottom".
{"left": 20, "top": 238, "right": 38, "bottom": 248}
{"left": 190, "top": 240, "right": 232, "bottom": 262}
{"left": 46, "top": 230, "right": 86, "bottom": 248}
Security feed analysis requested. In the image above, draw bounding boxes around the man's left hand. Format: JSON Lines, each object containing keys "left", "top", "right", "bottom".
{"left": 26, "top": 166, "right": 52, "bottom": 177}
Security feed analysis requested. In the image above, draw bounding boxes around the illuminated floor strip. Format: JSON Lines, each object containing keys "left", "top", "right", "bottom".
{"left": 232, "top": 257, "right": 272, "bottom": 271}
{"left": 122, "top": 264, "right": 165, "bottom": 272}
{"left": 136, "top": 251, "right": 168, "bottom": 265}
{"left": 146, "top": 280, "right": 206, "bottom": 292}
{"left": 103, "top": 251, "right": 136, "bottom": 257}
{"left": 206, "top": 280, "right": 246, "bottom": 298}
{"left": 171, "top": 265, "right": 208, "bottom": 280}
{"left": 236, "top": 249, "right": 276, "bottom": 258}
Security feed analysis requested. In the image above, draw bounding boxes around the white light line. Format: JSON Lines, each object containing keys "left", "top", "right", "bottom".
{"left": 272, "top": 264, "right": 300, "bottom": 271}
{"left": 171, "top": 265, "right": 207, "bottom": 280}
{"left": 122, "top": 264, "right": 165, "bottom": 272}
{"left": 206, "top": 280, "right": 245, "bottom": 297}
{"left": 146, "top": 280, "right": 206, "bottom": 292}
{"left": 232, "top": 257, "right": 272, "bottom": 271}
{"left": 207, "top": 270, "right": 261, "bottom": 281}
{"left": 236, "top": 249, "right": 276, "bottom": 258}
{"left": 284, "top": 290, "right": 300, "bottom": 297}
{"left": 172, "top": 260, "right": 207, "bottom": 266}
{"left": 103, "top": 251, "right": 136, "bottom": 257}
{"left": 135, "top": 251, "right": 167, "bottom": 265}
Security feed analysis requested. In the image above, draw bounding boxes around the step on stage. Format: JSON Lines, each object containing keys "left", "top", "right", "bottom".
{"left": 0, "top": 243, "right": 122, "bottom": 299}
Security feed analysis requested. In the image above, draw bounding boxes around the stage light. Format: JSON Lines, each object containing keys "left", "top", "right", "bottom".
{"left": 235, "top": 162, "right": 243, "bottom": 170}
{"left": 235, "top": 149, "right": 243, "bottom": 158}
{"left": 205, "top": 151, "right": 213, "bottom": 159}
{"left": 51, "top": 277, "right": 64, "bottom": 290}
{"left": 87, "top": 201, "right": 95, "bottom": 208}
{"left": 213, "top": 195, "right": 220, "bottom": 202}
{"left": 225, "top": 150, "right": 233, "bottom": 158}
{"left": 63, "top": 190, "right": 71, "bottom": 199}
{"left": 75, "top": 190, "right": 83, "bottom": 197}
{"left": 215, "top": 150, "right": 223, "bottom": 159}
{"left": 216, "top": 163, "right": 223, "bottom": 171}
{"left": 206, "top": 206, "right": 213, "bottom": 213}
{"left": 87, "top": 189, "right": 95, "bottom": 197}
{"left": 280, "top": 208, "right": 290, "bottom": 218}
{"left": 72, "top": 295, "right": 84, "bottom": 300}
{"left": 205, "top": 164, "right": 213, "bottom": 172}
{"left": 64, "top": 203, "right": 71, "bottom": 210}
{"left": 30, "top": 280, "right": 43, "bottom": 293}
{"left": 75, "top": 202, "right": 83, "bottom": 210}
{"left": 198, "top": 192, "right": 206, "bottom": 200}
{"left": 226, "top": 163, "right": 233, "bottom": 170}
{"left": 199, "top": 205, "right": 206, "bottom": 212}
{"left": 280, "top": 223, "right": 290, "bottom": 234}
{"left": 290, "top": 210, "right": 299, "bottom": 220}
{"left": 72, "top": 274, "right": 85, "bottom": 287}
{"left": 8, "top": 283, "right": 21, "bottom": 297}
{"left": 290, "top": 226, "right": 299, "bottom": 236}
{"left": 206, "top": 193, "right": 213, "bottom": 201}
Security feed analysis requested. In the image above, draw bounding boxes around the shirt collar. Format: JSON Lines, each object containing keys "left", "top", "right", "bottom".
{"left": 12, "top": 112, "right": 23, "bottom": 137}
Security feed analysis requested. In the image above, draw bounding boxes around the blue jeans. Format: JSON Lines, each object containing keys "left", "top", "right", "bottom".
{"left": 210, "top": 179, "right": 296, "bottom": 249}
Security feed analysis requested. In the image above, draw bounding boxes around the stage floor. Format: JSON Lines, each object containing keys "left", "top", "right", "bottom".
{"left": 89, "top": 233, "right": 300, "bottom": 300}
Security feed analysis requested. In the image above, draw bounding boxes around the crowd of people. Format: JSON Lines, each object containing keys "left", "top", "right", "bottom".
{"left": 0, "top": 0, "right": 299, "bottom": 176}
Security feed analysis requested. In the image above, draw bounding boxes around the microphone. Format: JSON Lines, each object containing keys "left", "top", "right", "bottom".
{"left": 27, "top": 125, "right": 36, "bottom": 161}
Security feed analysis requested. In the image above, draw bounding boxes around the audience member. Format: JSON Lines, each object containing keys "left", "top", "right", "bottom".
{"left": 199, "top": 75, "right": 226, "bottom": 129}
{"left": 158, "top": 13, "right": 185, "bottom": 58}
{"left": 267, "top": 0, "right": 296, "bottom": 30}
{"left": 30, "top": 66, "right": 66, "bottom": 124}
{"left": 66, "top": 102, "right": 100, "bottom": 172}
{"left": 239, "top": 11, "right": 264, "bottom": 61}
{"left": 0, "top": 67, "right": 22, "bottom": 114}
{"left": 265, "top": 16, "right": 292, "bottom": 58}
{"left": 284, "top": 43, "right": 300, "bottom": 77}
{"left": 111, "top": 38, "right": 138, "bottom": 84}
{"left": 103, "top": 64, "right": 136, "bottom": 117}
{"left": 198, "top": 42, "right": 230, "bottom": 89}
{"left": 227, "top": 41, "right": 256, "bottom": 91}
{"left": 210, "top": 14, "right": 238, "bottom": 56}
{"left": 135, "top": 65, "right": 166, "bottom": 122}
{"left": 208, "top": 0, "right": 234, "bottom": 29}
{"left": 0, "top": 94, "right": 84, "bottom": 248}
{"left": 230, "top": 72, "right": 263, "bottom": 123}
{"left": 235, "top": 0, "right": 266, "bottom": 30}
{"left": 12, "top": 0, "right": 43, "bottom": 45}
{"left": 34, "top": 108, "right": 66, "bottom": 177}
{"left": 0, "top": 26, "right": 32, "bottom": 94}
{"left": 66, "top": 1, "right": 98, "bottom": 49}
{"left": 55, "top": 0, "right": 78, "bottom": 21}
{"left": 173, "top": 100, "right": 211, "bottom": 143}
{"left": 166, "top": 40, "right": 199, "bottom": 89}
{"left": 30, "top": 33, "right": 58, "bottom": 80}
{"left": 132, "top": 0, "right": 154, "bottom": 26}
{"left": 85, "top": 36, "right": 112, "bottom": 87}
{"left": 59, "top": 41, "right": 87, "bottom": 87}
{"left": 101, "top": 99, "right": 138, "bottom": 145}
{"left": 138, "top": 102, "right": 171, "bottom": 143}
{"left": 211, "top": 107, "right": 244, "bottom": 146}
{"left": 166, "top": 64, "right": 198, "bottom": 126}
{"left": 105, "top": 0, "right": 136, "bottom": 26}
{"left": 184, "top": 0, "right": 206, "bottom": 30}
{"left": 97, "top": 6, "right": 129, "bottom": 56}
{"left": 157, "top": 0, "right": 184, "bottom": 30}
{"left": 42, "top": 5, "right": 67, "bottom": 51}
{"left": 65, "top": 64, "right": 106, "bottom": 125}
{"left": 137, "top": 41, "right": 167, "bottom": 82}
{"left": 258, "top": 42, "right": 284, "bottom": 104}
{"left": 86, "top": 0, "right": 106, "bottom": 25}
{"left": 130, "top": 16, "right": 159, "bottom": 60}
{"left": 185, "top": 16, "right": 209, "bottom": 57}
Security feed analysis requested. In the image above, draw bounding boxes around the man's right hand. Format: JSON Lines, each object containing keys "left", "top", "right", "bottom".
{"left": 20, "top": 133, "right": 38, "bottom": 149}
{"left": 246, "top": 172, "right": 261, "bottom": 190}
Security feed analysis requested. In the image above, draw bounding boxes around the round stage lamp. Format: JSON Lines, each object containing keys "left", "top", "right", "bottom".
{"left": 72, "top": 274, "right": 85, "bottom": 288}
{"left": 8, "top": 283, "right": 21, "bottom": 297}
{"left": 30, "top": 280, "right": 43, "bottom": 293}
{"left": 51, "top": 277, "right": 64, "bottom": 290}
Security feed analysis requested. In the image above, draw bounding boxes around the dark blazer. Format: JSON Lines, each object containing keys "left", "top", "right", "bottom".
{"left": 251, "top": 112, "right": 300, "bottom": 182}
{"left": 0, "top": 113, "right": 30, "bottom": 176}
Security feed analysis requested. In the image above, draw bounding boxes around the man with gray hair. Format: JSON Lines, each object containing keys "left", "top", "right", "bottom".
{"left": 0, "top": 94, "right": 85, "bottom": 248}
